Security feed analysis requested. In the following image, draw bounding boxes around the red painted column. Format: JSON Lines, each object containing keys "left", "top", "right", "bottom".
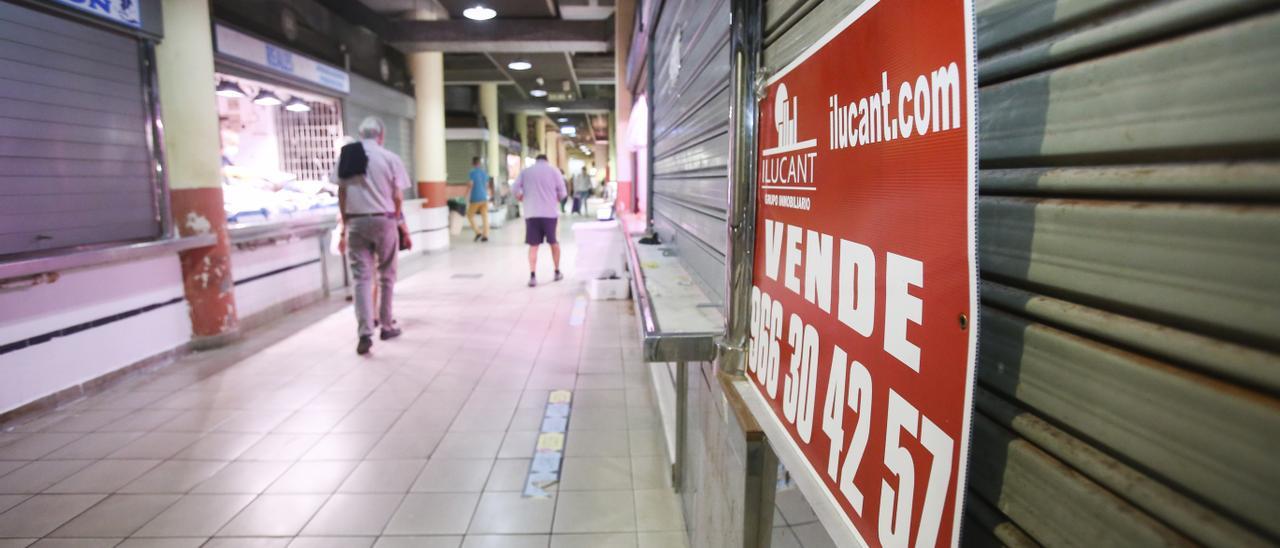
{"left": 156, "top": 0, "right": 239, "bottom": 343}
{"left": 170, "top": 189, "right": 238, "bottom": 338}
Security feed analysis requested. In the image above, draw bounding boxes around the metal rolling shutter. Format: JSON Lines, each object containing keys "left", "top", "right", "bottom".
{"left": 0, "top": 1, "right": 159, "bottom": 257}
{"left": 763, "top": 1, "right": 1280, "bottom": 546}
{"left": 343, "top": 72, "right": 414, "bottom": 179}
{"left": 651, "top": 0, "right": 732, "bottom": 303}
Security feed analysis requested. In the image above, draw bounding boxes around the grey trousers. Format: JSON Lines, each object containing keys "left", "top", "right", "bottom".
{"left": 346, "top": 216, "right": 398, "bottom": 337}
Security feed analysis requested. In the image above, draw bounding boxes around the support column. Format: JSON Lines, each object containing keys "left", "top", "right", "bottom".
{"left": 412, "top": 52, "right": 447, "bottom": 208}
{"left": 614, "top": 0, "right": 636, "bottom": 214}
{"left": 607, "top": 112, "right": 617, "bottom": 182}
{"left": 559, "top": 139, "right": 568, "bottom": 174}
{"left": 517, "top": 113, "right": 528, "bottom": 168}
{"left": 156, "top": 0, "right": 238, "bottom": 344}
{"left": 407, "top": 8, "right": 450, "bottom": 251}
{"left": 480, "top": 83, "right": 500, "bottom": 184}
{"left": 546, "top": 132, "right": 559, "bottom": 168}
{"left": 536, "top": 117, "right": 547, "bottom": 158}
{"left": 406, "top": 0, "right": 449, "bottom": 250}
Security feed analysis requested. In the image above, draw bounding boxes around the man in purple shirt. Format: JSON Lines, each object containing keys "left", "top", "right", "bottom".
{"left": 512, "top": 154, "right": 569, "bottom": 287}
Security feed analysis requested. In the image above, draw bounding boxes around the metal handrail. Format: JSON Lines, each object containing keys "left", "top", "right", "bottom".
{"left": 0, "top": 235, "right": 216, "bottom": 283}
{"left": 228, "top": 216, "right": 337, "bottom": 246}
{"left": 620, "top": 224, "right": 721, "bottom": 363}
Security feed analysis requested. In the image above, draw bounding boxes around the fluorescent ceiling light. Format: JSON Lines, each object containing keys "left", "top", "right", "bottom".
{"left": 215, "top": 81, "right": 246, "bottom": 98}
{"left": 529, "top": 89, "right": 548, "bottom": 97}
{"left": 545, "top": 106, "right": 561, "bottom": 112}
{"left": 463, "top": 6, "right": 496, "bottom": 20}
{"left": 557, "top": 117, "right": 569, "bottom": 123}
{"left": 507, "top": 60, "right": 532, "bottom": 71}
{"left": 284, "top": 97, "right": 311, "bottom": 112}
{"left": 560, "top": 126, "right": 576, "bottom": 136}
{"left": 252, "top": 90, "right": 282, "bottom": 106}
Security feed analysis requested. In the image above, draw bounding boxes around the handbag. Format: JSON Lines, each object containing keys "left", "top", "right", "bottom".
{"left": 398, "top": 221, "right": 413, "bottom": 251}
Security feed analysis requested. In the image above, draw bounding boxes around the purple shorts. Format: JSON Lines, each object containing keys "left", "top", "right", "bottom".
{"left": 525, "top": 217, "right": 559, "bottom": 245}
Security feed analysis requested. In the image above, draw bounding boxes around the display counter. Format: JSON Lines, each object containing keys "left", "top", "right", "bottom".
{"left": 226, "top": 213, "right": 342, "bottom": 326}
{"left": 622, "top": 224, "right": 724, "bottom": 491}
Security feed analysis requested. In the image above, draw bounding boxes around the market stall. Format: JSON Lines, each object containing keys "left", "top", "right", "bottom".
{"left": 212, "top": 23, "right": 350, "bottom": 323}
{"left": 215, "top": 73, "right": 342, "bottom": 227}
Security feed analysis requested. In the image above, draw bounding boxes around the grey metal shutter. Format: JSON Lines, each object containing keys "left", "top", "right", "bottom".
{"left": 446, "top": 141, "right": 482, "bottom": 186}
{"left": 342, "top": 72, "right": 414, "bottom": 179}
{"left": 0, "top": 1, "right": 159, "bottom": 257}
{"left": 651, "top": 0, "right": 732, "bottom": 303}
{"left": 763, "top": 1, "right": 1280, "bottom": 546}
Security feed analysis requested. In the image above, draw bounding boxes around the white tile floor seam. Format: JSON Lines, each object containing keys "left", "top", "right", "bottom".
{"left": 0, "top": 222, "right": 690, "bottom": 548}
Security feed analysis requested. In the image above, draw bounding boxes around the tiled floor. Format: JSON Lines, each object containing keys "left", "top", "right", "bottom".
{"left": 770, "top": 485, "right": 836, "bottom": 548}
{"left": 0, "top": 219, "right": 688, "bottom": 548}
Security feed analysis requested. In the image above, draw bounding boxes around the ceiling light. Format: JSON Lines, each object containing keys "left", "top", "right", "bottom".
{"left": 252, "top": 90, "right": 282, "bottom": 106}
{"left": 529, "top": 89, "right": 548, "bottom": 98}
{"left": 284, "top": 97, "right": 311, "bottom": 112}
{"left": 463, "top": 5, "right": 496, "bottom": 20}
{"left": 215, "top": 81, "right": 246, "bottom": 98}
{"left": 557, "top": 117, "right": 569, "bottom": 123}
{"left": 560, "top": 126, "right": 576, "bottom": 136}
{"left": 507, "top": 60, "right": 532, "bottom": 71}
{"left": 545, "top": 106, "right": 561, "bottom": 113}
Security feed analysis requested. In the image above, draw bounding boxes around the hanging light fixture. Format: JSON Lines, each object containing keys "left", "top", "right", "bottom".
{"left": 507, "top": 59, "right": 532, "bottom": 71}
{"left": 529, "top": 89, "right": 548, "bottom": 98}
{"left": 284, "top": 97, "right": 311, "bottom": 112}
{"left": 252, "top": 89, "right": 283, "bottom": 106}
{"left": 463, "top": 5, "right": 497, "bottom": 20}
{"left": 215, "top": 80, "right": 247, "bottom": 98}
{"left": 545, "top": 106, "right": 561, "bottom": 113}
{"left": 556, "top": 117, "right": 569, "bottom": 123}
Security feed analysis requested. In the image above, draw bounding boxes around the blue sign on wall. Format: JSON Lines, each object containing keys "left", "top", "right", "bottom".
{"left": 49, "top": 0, "right": 141, "bottom": 28}
{"left": 265, "top": 44, "right": 295, "bottom": 73}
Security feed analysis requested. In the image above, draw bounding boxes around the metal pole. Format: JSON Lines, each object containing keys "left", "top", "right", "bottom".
{"left": 140, "top": 41, "right": 173, "bottom": 240}
{"left": 719, "top": 0, "right": 764, "bottom": 376}
{"left": 646, "top": 19, "right": 657, "bottom": 232}
{"left": 673, "top": 360, "right": 688, "bottom": 491}
{"left": 744, "top": 437, "right": 780, "bottom": 548}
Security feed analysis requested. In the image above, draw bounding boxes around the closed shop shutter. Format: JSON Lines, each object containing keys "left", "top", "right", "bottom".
{"left": 651, "top": 0, "right": 732, "bottom": 303}
{"left": 447, "top": 141, "right": 483, "bottom": 186}
{"left": 0, "top": 1, "right": 159, "bottom": 257}
{"left": 342, "top": 72, "right": 414, "bottom": 179}
{"left": 761, "top": 0, "right": 1280, "bottom": 546}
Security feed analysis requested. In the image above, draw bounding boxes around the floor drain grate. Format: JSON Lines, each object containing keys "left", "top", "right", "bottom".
{"left": 451, "top": 273, "right": 484, "bottom": 279}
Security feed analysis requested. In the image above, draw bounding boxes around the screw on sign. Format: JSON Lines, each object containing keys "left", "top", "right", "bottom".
{"left": 745, "top": 0, "right": 978, "bottom": 547}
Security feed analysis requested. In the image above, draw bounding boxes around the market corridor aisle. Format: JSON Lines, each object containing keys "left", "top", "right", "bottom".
{"left": 0, "top": 223, "right": 689, "bottom": 547}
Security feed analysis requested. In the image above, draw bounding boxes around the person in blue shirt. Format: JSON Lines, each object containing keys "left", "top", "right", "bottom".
{"left": 466, "top": 156, "right": 491, "bottom": 242}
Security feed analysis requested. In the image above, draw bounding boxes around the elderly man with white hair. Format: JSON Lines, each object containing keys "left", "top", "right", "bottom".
{"left": 337, "top": 116, "right": 411, "bottom": 355}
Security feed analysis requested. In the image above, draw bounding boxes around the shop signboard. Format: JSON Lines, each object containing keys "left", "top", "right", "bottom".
{"left": 215, "top": 24, "right": 350, "bottom": 94}
{"left": 46, "top": 0, "right": 141, "bottom": 27}
{"left": 744, "top": 0, "right": 976, "bottom": 546}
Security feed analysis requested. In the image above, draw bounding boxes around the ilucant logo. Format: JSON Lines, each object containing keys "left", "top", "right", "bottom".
{"left": 761, "top": 83, "right": 819, "bottom": 198}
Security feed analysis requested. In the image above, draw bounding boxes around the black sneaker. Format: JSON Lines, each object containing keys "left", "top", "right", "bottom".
{"left": 481, "top": 236, "right": 489, "bottom": 242}
{"left": 357, "top": 336, "right": 373, "bottom": 355}
{"left": 528, "top": 274, "right": 537, "bottom": 287}
{"left": 380, "top": 326, "right": 402, "bottom": 340}
{"left": 474, "top": 234, "right": 482, "bottom": 242}
{"left": 554, "top": 271, "right": 564, "bottom": 282}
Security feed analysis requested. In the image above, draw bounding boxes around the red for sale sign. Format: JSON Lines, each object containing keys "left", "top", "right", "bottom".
{"left": 745, "top": 0, "right": 976, "bottom": 546}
